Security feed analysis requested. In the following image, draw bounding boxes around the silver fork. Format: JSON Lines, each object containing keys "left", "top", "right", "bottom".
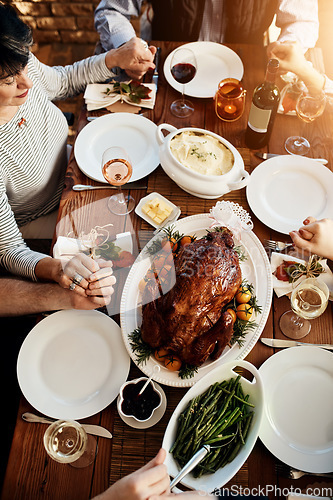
{"left": 264, "top": 239, "right": 294, "bottom": 252}
{"left": 276, "top": 463, "right": 333, "bottom": 479}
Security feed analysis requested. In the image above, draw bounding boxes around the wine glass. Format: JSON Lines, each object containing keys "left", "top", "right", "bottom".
{"left": 170, "top": 47, "right": 197, "bottom": 118}
{"left": 101, "top": 146, "right": 135, "bottom": 216}
{"left": 284, "top": 88, "right": 326, "bottom": 155}
{"left": 279, "top": 278, "right": 329, "bottom": 339}
{"left": 43, "top": 420, "right": 97, "bottom": 468}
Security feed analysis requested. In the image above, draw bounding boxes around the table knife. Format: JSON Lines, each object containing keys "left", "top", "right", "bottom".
{"left": 22, "top": 412, "right": 112, "bottom": 439}
{"left": 255, "top": 152, "right": 328, "bottom": 164}
{"left": 261, "top": 338, "right": 333, "bottom": 351}
{"left": 152, "top": 47, "right": 161, "bottom": 89}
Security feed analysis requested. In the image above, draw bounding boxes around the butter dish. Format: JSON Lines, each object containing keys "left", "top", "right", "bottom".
{"left": 135, "top": 192, "right": 181, "bottom": 229}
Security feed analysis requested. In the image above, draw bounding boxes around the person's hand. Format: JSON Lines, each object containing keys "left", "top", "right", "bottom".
{"left": 267, "top": 40, "right": 308, "bottom": 75}
{"left": 289, "top": 217, "right": 333, "bottom": 260}
{"left": 66, "top": 287, "right": 113, "bottom": 309}
{"left": 106, "top": 37, "right": 157, "bottom": 80}
{"left": 95, "top": 449, "right": 170, "bottom": 500}
{"left": 57, "top": 254, "right": 116, "bottom": 304}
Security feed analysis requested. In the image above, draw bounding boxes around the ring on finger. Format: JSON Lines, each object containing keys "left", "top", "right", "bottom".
{"left": 69, "top": 282, "right": 76, "bottom": 291}
{"left": 72, "top": 272, "right": 83, "bottom": 286}
{"left": 140, "top": 38, "right": 149, "bottom": 50}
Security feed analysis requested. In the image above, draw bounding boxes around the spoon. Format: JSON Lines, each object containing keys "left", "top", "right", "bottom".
{"left": 72, "top": 184, "right": 146, "bottom": 191}
{"left": 138, "top": 365, "right": 160, "bottom": 396}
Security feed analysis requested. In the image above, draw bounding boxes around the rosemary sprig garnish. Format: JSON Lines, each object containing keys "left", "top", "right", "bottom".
{"left": 230, "top": 319, "right": 258, "bottom": 347}
{"left": 179, "top": 364, "right": 199, "bottom": 379}
{"left": 128, "top": 327, "right": 154, "bottom": 365}
{"left": 234, "top": 245, "right": 247, "bottom": 262}
{"left": 145, "top": 225, "right": 184, "bottom": 256}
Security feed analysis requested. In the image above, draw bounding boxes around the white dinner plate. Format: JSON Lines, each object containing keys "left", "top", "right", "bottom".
{"left": 164, "top": 42, "right": 244, "bottom": 98}
{"left": 246, "top": 156, "right": 333, "bottom": 234}
{"left": 259, "top": 347, "right": 333, "bottom": 472}
{"left": 74, "top": 113, "right": 160, "bottom": 184}
{"left": 17, "top": 310, "right": 130, "bottom": 420}
{"left": 162, "top": 360, "right": 264, "bottom": 492}
{"left": 120, "top": 213, "right": 272, "bottom": 387}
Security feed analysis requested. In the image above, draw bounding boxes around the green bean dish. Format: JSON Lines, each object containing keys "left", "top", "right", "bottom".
{"left": 170, "top": 375, "right": 254, "bottom": 478}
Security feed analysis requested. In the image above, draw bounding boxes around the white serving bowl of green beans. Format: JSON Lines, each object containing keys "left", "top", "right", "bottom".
{"left": 162, "top": 359, "right": 264, "bottom": 492}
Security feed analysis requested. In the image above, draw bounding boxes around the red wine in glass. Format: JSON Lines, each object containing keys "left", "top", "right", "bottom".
{"left": 170, "top": 48, "right": 197, "bottom": 118}
{"left": 171, "top": 63, "right": 196, "bottom": 84}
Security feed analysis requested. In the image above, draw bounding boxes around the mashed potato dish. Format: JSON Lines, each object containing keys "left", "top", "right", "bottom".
{"left": 170, "top": 131, "right": 234, "bottom": 176}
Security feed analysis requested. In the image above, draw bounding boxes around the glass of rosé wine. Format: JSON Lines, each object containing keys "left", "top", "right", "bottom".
{"left": 170, "top": 47, "right": 197, "bottom": 118}
{"left": 101, "top": 146, "right": 135, "bottom": 215}
{"left": 284, "top": 88, "right": 326, "bottom": 155}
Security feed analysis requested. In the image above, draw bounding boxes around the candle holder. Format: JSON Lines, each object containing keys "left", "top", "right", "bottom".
{"left": 215, "top": 78, "right": 246, "bottom": 122}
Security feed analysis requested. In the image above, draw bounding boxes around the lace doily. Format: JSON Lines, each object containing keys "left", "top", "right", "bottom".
{"left": 209, "top": 201, "right": 253, "bottom": 239}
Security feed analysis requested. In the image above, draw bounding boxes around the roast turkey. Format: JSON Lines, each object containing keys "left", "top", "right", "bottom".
{"left": 141, "top": 229, "right": 242, "bottom": 366}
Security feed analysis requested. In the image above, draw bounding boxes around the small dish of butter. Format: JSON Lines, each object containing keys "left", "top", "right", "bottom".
{"left": 135, "top": 192, "right": 181, "bottom": 229}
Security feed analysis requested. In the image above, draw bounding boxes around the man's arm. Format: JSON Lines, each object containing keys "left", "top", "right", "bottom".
{"left": 0, "top": 278, "right": 112, "bottom": 317}
{"left": 275, "top": 0, "right": 319, "bottom": 51}
{"left": 94, "top": 0, "right": 143, "bottom": 51}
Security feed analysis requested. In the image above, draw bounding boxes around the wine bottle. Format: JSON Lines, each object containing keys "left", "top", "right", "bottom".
{"left": 245, "top": 59, "right": 280, "bottom": 149}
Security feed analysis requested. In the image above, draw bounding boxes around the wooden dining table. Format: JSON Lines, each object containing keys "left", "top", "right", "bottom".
{"left": 2, "top": 42, "right": 333, "bottom": 500}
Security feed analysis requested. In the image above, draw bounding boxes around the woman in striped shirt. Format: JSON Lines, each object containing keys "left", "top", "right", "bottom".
{"left": 0, "top": 4, "right": 155, "bottom": 307}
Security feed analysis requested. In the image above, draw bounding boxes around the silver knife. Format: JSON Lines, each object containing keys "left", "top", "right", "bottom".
{"left": 152, "top": 47, "right": 161, "bottom": 89}
{"left": 22, "top": 412, "right": 112, "bottom": 439}
{"left": 255, "top": 152, "right": 328, "bottom": 164}
{"left": 261, "top": 338, "right": 333, "bottom": 351}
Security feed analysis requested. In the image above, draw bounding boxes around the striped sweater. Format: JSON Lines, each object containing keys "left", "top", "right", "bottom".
{"left": 0, "top": 52, "right": 114, "bottom": 280}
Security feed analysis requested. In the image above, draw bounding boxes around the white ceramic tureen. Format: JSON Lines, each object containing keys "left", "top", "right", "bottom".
{"left": 156, "top": 123, "right": 250, "bottom": 199}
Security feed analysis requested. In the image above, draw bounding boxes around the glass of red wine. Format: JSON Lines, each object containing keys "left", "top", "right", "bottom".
{"left": 170, "top": 47, "right": 197, "bottom": 118}
{"left": 101, "top": 146, "right": 135, "bottom": 215}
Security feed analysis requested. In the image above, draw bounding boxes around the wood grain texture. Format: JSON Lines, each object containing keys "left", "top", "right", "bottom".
{"left": 2, "top": 42, "right": 332, "bottom": 500}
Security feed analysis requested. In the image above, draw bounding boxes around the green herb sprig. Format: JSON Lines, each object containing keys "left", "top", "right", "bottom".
{"left": 104, "top": 81, "right": 151, "bottom": 104}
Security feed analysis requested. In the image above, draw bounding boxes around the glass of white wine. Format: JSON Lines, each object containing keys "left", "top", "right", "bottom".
{"left": 101, "top": 146, "right": 135, "bottom": 215}
{"left": 43, "top": 420, "right": 97, "bottom": 468}
{"left": 279, "top": 277, "right": 329, "bottom": 339}
{"left": 284, "top": 88, "right": 326, "bottom": 155}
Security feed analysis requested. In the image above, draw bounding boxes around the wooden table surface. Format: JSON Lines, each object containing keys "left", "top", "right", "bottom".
{"left": 2, "top": 42, "right": 333, "bottom": 500}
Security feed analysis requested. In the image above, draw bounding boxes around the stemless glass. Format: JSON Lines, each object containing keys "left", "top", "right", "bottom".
{"left": 279, "top": 277, "right": 329, "bottom": 339}
{"left": 101, "top": 146, "right": 135, "bottom": 215}
{"left": 215, "top": 78, "right": 246, "bottom": 122}
{"left": 43, "top": 419, "right": 97, "bottom": 468}
{"left": 284, "top": 88, "right": 326, "bottom": 155}
{"left": 170, "top": 47, "right": 197, "bottom": 118}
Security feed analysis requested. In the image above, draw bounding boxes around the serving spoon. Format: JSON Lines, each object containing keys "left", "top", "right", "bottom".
{"left": 138, "top": 365, "right": 161, "bottom": 396}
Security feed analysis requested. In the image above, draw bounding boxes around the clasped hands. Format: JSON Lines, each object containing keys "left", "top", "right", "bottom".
{"left": 59, "top": 253, "right": 116, "bottom": 307}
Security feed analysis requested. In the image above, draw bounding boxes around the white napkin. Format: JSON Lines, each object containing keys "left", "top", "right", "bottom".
{"left": 53, "top": 232, "right": 133, "bottom": 261}
{"left": 270, "top": 252, "right": 333, "bottom": 301}
{"left": 84, "top": 82, "right": 156, "bottom": 111}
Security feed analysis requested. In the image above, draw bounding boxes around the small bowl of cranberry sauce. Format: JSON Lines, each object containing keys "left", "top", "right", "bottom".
{"left": 117, "top": 377, "right": 163, "bottom": 422}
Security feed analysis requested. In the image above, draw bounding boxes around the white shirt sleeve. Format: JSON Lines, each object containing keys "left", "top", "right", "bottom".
{"left": 276, "top": 0, "right": 319, "bottom": 51}
{"left": 31, "top": 52, "right": 116, "bottom": 101}
{"left": 94, "top": 0, "right": 142, "bottom": 50}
